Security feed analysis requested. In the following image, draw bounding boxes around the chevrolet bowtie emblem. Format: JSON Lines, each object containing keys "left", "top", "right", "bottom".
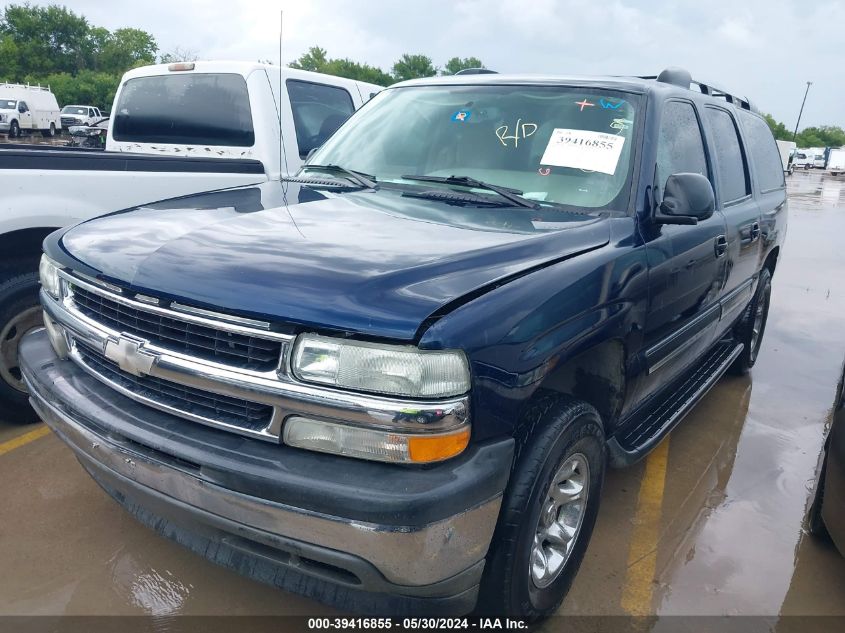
{"left": 103, "top": 334, "right": 157, "bottom": 377}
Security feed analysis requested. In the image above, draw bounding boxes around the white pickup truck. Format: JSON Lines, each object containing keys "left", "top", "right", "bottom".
{"left": 0, "top": 60, "right": 380, "bottom": 421}
{"left": 60, "top": 105, "right": 104, "bottom": 129}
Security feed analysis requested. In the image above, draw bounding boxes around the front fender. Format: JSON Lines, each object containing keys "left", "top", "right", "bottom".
{"left": 420, "top": 217, "right": 648, "bottom": 441}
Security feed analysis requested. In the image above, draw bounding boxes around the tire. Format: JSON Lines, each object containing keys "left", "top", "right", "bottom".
{"left": 0, "top": 271, "right": 43, "bottom": 424}
{"left": 8, "top": 120, "right": 19, "bottom": 138}
{"left": 477, "top": 394, "right": 606, "bottom": 620}
{"left": 729, "top": 268, "right": 772, "bottom": 375}
{"left": 41, "top": 123, "right": 56, "bottom": 138}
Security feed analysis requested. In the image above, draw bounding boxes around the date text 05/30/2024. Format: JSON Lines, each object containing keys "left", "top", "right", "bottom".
{"left": 307, "top": 618, "right": 529, "bottom": 630}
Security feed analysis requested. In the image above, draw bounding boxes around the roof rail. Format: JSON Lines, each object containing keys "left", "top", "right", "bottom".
{"left": 454, "top": 68, "right": 497, "bottom": 75}
{"left": 632, "top": 67, "right": 756, "bottom": 112}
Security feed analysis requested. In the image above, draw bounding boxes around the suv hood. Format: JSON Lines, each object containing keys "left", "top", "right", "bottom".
{"left": 54, "top": 183, "right": 610, "bottom": 340}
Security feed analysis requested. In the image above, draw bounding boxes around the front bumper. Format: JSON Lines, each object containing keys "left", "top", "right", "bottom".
{"left": 0, "top": 122, "right": 10, "bottom": 132}
{"left": 20, "top": 331, "right": 514, "bottom": 614}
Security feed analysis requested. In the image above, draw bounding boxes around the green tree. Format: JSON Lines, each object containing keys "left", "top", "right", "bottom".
{"left": 443, "top": 56, "right": 484, "bottom": 75}
{"left": 797, "top": 125, "right": 845, "bottom": 148}
{"left": 290, "top": 46, "right": 393, "bottom": 86}
{"left": 0, "top": 4, "right": 92, "bottom": 74}
{"left": 28, "top": 70, "right": 120, "bottom": 111}
{"left": 763, "top": 112, "right": 845, "bottom": 148}
{"left": 763, "top": 113, "right": 791, "bottom": 141}
{"left": 0, "top": 3, "right": 158, "bottom": 110}
{"left": 160, "top": 46, "right": 199, "bottom": 64}
{"left": 0, "top": 35, "right": 21, "bottom": 80}
{"left": 99, "top": 28, "right": 157, "bottom": 73}
{"left": 391, "top": 53, "right": 437, "bottom": 82}
{"left": 323, "top": 58, "right": 393, "bottom": 86}
{"left": 289, "top": 46, "right": 329, "bottom": 72}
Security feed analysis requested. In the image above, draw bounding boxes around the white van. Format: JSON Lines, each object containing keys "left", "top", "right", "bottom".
{"left": 0, "top": 83, "right": 62, "bottom": 138}
{"left": 793, "top": 150, "right": 816, "bottom": 170}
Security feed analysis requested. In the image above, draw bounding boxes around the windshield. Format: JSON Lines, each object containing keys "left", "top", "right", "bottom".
{"left": 62, "top": 106, "right": 88, "bottom": 115}
{"left": 1, "top": 100, "right": 16, "bottom": 109}
{"left": 310, "top": 84, "right": 640, "bottom": 211}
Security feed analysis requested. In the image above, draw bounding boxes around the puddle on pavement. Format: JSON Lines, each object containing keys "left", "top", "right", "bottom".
{"left": 653, "top": 171, "right": 845, "bottom": 616}
{"left": 564, "top": 170, "right": 845, "bottom": 617}
{"left": 786, "top": 171, "right": 845, "bottom": 209}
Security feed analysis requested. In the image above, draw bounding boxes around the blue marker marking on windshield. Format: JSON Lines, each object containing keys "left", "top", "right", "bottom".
{"left": 599, "top": 98, "right": 626, "bottom": 110}
{"left": 452, "top": 110, "right": 471, "bottom": 122}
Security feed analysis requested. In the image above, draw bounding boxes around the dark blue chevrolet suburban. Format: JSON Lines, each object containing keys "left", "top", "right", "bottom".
{"left": 20, "top": 68, "right": 787, "bottom": 619}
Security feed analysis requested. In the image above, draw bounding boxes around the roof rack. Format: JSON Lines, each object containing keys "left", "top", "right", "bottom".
{"left": 454, "top": 68, "right": 497, "bottom": 75}
{"left": 633, "top": 67, "right": 756, "bottom": 112}
{"left": 0, "top": 82, "right": 53, "bottom": 92}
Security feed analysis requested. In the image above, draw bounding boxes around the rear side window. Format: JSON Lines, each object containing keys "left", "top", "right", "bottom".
{"left": 739, "top": 112, "right": 784, "bottom": 192}
{"left": 113, "top": 73, "right": 255, "bottom": 146}
{"left": 705, "top": 108, "right": 751, "bottom": 203}
{"left": 656, "top": 101, "right": 709, "bottom": 191}
{"left": 287, "top": 80, "right": 355, "bottom": 158}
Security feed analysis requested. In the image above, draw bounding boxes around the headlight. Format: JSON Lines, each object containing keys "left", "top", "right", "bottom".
{"left": 39, "top": 255, "right": 61, "bottom": 298}
{"left": 284, "top": 417, "right": 470, "bottom": 464}
{"left": 291, "top": 334, "right": 470, "bottom": 398}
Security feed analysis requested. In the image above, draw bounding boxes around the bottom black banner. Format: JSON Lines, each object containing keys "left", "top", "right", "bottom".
{"left": 0, "top": 616, "right": 843, "bottom": 633}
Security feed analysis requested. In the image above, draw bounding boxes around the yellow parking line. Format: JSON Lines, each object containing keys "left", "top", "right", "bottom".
{"left": 0, "top": 424, "right": 51, "bottom": 456}
{"left": 620, "top": 436, "right": 670, "bottom": 616}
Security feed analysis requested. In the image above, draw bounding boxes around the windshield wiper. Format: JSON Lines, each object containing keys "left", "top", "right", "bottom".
{"left": 401, "top": 174, "right": 539, "bottom": 209}
{"left": 301, "top": 164, "right": 378, "bottom": 190}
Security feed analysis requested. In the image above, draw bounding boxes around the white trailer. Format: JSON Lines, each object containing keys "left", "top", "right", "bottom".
{"left": 776, "top": 140, "right": 796, "bottom": 175}
{"left": 827, "top": 148, "right": 845, "bottom": 175}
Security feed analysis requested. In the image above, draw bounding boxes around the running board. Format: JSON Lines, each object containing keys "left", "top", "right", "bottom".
{"left": 607, "top": 341, "right": 743, "bottom": 468}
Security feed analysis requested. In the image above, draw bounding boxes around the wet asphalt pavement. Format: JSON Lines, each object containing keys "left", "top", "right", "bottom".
{"left": 0, "top": 171, "right": 843, "bottom": 619}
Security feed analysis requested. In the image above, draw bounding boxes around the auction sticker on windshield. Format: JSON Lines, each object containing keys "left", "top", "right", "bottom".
{"left": 540, "top": 128, "right": 626, "bottom": 175}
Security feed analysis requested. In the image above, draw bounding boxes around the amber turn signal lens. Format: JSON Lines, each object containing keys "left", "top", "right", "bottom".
{"left": 408, "top": 427, "right": 471, "bottom": 463}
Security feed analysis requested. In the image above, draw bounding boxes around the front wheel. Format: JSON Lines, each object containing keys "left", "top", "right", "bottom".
{"left": 477, "top": 395, "right": 606, "bottom": 619}
{"left": 8, "top": 120, "right": 19, "bottom": 138}
{"left": 730, "top": 268, "right": 772, "bottom": 375}
{"left": 0, "top": 271, "right": 43, "bottom": 424}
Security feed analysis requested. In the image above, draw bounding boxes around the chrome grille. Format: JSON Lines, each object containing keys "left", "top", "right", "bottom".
{"left": 71, "top": 284, "right": 282, "bottom": 371}
{"left": 77, "top": 343, "right": 273, "bottom": 432}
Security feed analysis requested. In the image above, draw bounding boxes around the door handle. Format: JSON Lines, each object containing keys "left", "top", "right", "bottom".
{"left": 715, "top": 235, "right": 728, "bottom": 258}
{"left": 750, "top": 222, "right": 761, "bottom": 241}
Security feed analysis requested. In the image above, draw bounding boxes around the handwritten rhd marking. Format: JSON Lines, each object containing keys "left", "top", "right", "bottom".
{"left": 495, "top": 119, "right": 538, "bottom": 147}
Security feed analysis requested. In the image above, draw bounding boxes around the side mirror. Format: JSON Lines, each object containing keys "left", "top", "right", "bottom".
{"left": 18, "top": 106, "right": 25, "bottom": 113}
{"left": 654, "top": 173, "right": 715, "bottom": 226}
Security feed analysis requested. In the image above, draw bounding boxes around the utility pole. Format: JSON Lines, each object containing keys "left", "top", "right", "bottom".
{"left": 793, "top": 81, "right": 812, "bottom": 142}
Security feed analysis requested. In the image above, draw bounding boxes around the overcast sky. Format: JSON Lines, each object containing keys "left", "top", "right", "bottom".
{"left": 19, "top": 0, "right": 845, "bottom": 128}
